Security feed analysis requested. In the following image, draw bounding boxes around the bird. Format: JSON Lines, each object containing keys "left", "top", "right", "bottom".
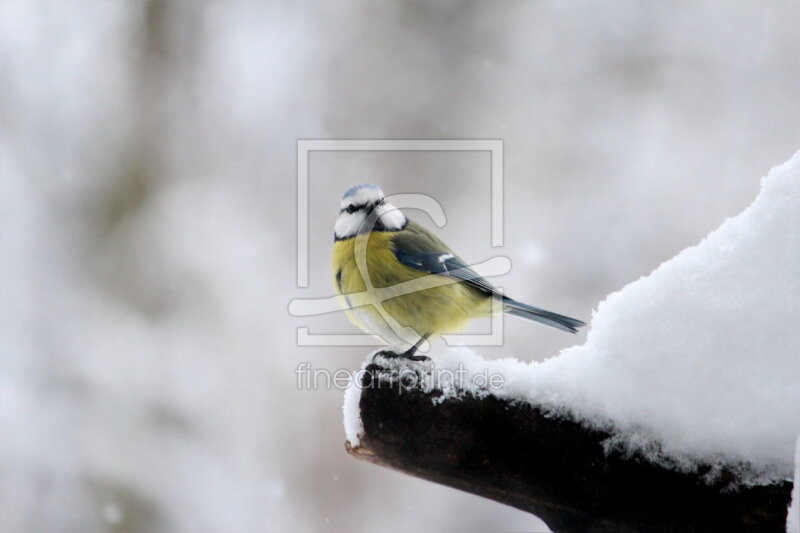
{"left": 331, "top": 184, "right": 585, "bottom": 360}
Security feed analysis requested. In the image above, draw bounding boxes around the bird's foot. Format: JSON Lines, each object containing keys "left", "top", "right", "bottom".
{"left": 403, "top": 353, "right": 431, "bottom": 362}
{"left": 372, "top": 349, "right": 431, "bottom": 363}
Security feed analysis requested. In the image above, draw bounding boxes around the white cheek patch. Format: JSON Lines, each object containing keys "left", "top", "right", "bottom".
{"left": 375, "top": 204, "right": 407, "bottom": 230}
{"left": 335, "top": 212, "right": 365, "bottom": 239}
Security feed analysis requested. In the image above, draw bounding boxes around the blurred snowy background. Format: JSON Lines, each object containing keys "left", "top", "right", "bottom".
{"left": 2, "top": 2, "right": 800, "bottom": 532}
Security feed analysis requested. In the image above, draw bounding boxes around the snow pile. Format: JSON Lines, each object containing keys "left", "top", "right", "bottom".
{"left": 343, "top": 359, "right": 370, "bottom": 447}
{"left": 343, "top": 382, "right": 363, "bottom": 447}
{"left": 345, "top": 151, "right": 800, "bottom": 483}
{"left": 537, "top": 150, "right": 800, "bottom": 480}
{"left": 788, "top": 435, "right": 800, "bottom": 533}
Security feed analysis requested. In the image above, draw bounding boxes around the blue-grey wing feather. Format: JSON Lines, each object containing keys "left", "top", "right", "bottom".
{"left": 389, "top": 221, "right": 586, "bottom": 334}
{"left": 390, "top": 222, "right": 495, "bottom": 296}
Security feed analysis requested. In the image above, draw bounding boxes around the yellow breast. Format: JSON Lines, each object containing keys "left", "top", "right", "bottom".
{"left": 331, "top": 231, "right": 490, "bottom": 343}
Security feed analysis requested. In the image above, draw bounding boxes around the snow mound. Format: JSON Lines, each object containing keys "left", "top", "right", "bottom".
{"left": 538, "top": 150, "right": 800, "bottom": 481}
{"left": 345, "top": 151, "right": 800, "bottom": 484}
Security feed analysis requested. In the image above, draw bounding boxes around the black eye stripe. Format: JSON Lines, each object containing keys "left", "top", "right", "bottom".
{"left": 340, "top": 200, "right": 384, "bottom": 214}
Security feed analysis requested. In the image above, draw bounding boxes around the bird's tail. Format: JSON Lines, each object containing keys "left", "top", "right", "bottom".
{"left": 500, "top": 296, "right": 586, "bottom": 334}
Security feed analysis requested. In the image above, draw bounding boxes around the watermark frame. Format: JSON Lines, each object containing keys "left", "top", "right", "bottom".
{"left": 294, "top": 139, "right": 506, "bottom": 347}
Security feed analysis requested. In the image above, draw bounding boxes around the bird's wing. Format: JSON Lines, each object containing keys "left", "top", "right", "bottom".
{"left": 390, "top": 221, "right": 495, "bottom": 296}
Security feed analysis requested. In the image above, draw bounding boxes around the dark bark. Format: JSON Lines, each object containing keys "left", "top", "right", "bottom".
{"left": 346, "top": 360, "right": 792, "bottom": 533}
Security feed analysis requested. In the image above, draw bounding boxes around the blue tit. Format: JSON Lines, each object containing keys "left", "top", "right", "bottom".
{"left": 331, "top": 184, "right": 585, "bottom": 359}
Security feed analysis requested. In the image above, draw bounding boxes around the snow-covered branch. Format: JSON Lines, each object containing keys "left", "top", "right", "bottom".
{"left": 346, "top": 358, "right": 791, "bottom": 533}
{"left": 344, "top": 152, "right": 800, "bottom": 532}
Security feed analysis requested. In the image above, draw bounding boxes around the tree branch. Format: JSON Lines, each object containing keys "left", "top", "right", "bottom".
{"left": 346, "top": 360, "right": 792, "bottom": 533}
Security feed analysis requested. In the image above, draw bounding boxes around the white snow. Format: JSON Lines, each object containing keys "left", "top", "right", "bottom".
{"left": 343, "top": 358, "right": 369, "bottom": 447}
{"left": 348, "top": 151, "right": 800, "bottom": 484}
{"left": 538, "top": 149, "right": 800, "bottom": 481}
{"left": 788, "top": 435, "right": 800, "bottom": 533}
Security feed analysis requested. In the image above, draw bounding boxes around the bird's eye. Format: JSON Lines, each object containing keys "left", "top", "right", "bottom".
{"left": 346, "top": 205, "right": 357, "bottom": 214}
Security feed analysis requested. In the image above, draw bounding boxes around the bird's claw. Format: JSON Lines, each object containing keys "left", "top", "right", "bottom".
{"left": 372, "top": 350, "right": 430, "bottom": 363}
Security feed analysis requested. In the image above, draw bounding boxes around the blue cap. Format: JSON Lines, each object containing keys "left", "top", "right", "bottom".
{"left": 342, "top": 183, "right": 383, "bottom": 200}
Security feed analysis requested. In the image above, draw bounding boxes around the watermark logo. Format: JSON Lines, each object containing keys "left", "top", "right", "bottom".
{"left": 289, "top": 139, "right": 509, "bottom": 347}
{"left": 295, "top": 361, "right": 506, "bottom": 394}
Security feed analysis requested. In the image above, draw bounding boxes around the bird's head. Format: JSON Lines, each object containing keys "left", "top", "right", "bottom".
{"left": 334, "top": 184, "right": 407, "bottom": 240}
